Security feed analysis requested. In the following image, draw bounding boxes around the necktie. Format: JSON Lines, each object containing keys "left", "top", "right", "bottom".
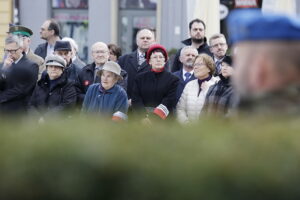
{"left": 138, "top": 53, "right": 145, "bottom": 65}
{"left": 215, "top": 61, "right": 222, "bottom": 75}
{"left": 94, "top": 66, "right": 101, "bottom": 82}
{"left": 184, "top": 72, "right": 191, "bottom": 82}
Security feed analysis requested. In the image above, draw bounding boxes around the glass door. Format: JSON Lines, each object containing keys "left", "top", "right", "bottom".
{"left": 118, "top": 0, "right": 157, "bottom": 54}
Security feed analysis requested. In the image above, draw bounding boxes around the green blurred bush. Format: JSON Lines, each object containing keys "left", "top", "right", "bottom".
{"left": 0, "top": 116, "right": 299, "bottom": 200}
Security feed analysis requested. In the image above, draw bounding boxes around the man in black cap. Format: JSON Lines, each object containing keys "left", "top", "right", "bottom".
{"left": 34, "top": 19, "right": 61, "bottom": 59}
{"left": 53, "top": 40, "right": 81, "bottom": 82}
{"left": 8, "top": 25, "right": 45, "bottom": 80}
{"left": 228, "top": 9, "right": 300, "bottom": 116}
{"left": 0, "top": 35, "right": 38, "bottom": 113}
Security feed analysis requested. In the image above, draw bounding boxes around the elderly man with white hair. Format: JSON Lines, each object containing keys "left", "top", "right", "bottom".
{"left": 76, "top": 42, "right": 127, "bottom": 103}
{"left": 173, "top": 45, "right": 198, "bottom": 104}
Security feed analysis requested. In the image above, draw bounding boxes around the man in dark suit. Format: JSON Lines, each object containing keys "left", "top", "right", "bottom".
{"left": 173, "top": 46, "right": 198, "bottom": 104}
{"left": 209, "top": 33, "right": 232, "bottom": 76}
{"left": 8, "top": 25, "right": 45, "bottom": 80}
{"left": 118, "top": 28, "right": 155, "bottom": 104}
{"left": 34, "top": 19, "right": 61, "bottom": 59}
{"left": 0, "top": 35, "right": 38, "bottom": 113}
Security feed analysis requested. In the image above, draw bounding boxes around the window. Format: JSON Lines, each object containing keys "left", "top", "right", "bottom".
{"left": 52, "top": 0, "right": 89, "bottom": 62}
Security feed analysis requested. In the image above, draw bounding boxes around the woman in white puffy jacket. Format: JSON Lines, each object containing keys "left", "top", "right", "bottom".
{"left": 176, "top": 54, "right": 217, "bottom": 123}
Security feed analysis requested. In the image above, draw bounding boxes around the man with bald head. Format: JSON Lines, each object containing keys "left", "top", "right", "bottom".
{"left": 7, "top": 25, "right": 45, "bottom": 80}
{"left": 76, "top": 42, "right": 127, "bottom": 103}
{"left": 118, "top": 28, "right": 155, "bottom": 102}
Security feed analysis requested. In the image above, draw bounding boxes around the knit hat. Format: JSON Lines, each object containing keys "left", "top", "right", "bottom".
{"left": 98, "top": 61, "right": 123, "bottom": 80}
{"left": 45, "top": 55, "right": 66, "bottom": 68}
{"left": 146, "top": 44, "right": 168, "bottom": 64}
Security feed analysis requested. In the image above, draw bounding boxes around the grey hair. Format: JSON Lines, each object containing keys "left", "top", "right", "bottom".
{"left": 180, "top": 46, "right": 198, "bottom": 57}
{"left": 91, "top": 42, "right": 108, "bottom": 52}
{"left": 5, "top": 35, "right": 23, "bottom": 48}
{"left": 209, "top": 33, "right": 226, "bottom": 46}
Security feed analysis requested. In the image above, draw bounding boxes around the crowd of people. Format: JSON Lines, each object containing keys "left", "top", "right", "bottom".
{"left": 1, "top": 9, "right": 299, "bottom": 123}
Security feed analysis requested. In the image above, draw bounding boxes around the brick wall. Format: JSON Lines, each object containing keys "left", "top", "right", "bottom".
{"left": 0, "top": 0, "right": 12, "bottom": 61}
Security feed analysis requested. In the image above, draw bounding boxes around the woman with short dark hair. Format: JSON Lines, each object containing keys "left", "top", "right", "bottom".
{"left": 108, "top": 43, "right": 122, "bottom": 62}
{"left": 132, "top": 44, "right": 179, "bottom": 121}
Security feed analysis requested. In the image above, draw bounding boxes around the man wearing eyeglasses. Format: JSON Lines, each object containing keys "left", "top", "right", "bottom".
{"left": 209, "top": 33, "right": 232, "bottom": 76}
{"left": 76, "top": 42, "right": 127, "bottom": 104}
{"left": 8, "top": 25, "right": 45, "bottom": 80}
{"left": 0, "top": 35, "right": 38, "bottom": 113}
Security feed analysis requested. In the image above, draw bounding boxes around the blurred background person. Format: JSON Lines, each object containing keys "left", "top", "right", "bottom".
{"left": 82, "top": 61, "right": 128, "bottom": 121}
{"left": 228, "top": 9, "right": 300, "bottom": 116}
{"left": 29, "top": 54, "right": 77, "bottom": 121}
{"left": 62, "top": 37, "right": 86, "bottom": 69}
{"left": 209, "top": 33, "right": 232, "bottom": 76}
{"left": 108, "top": 43, "right": 122, "bottom": 62}
{"left": 202, "top": 61, "right": 237, "bottom": 116}
{"left": 176, "top": 54, "right": 216, "bottom": 123}
{"left": 132, "top": 44, "right": 179, "bottom": 121}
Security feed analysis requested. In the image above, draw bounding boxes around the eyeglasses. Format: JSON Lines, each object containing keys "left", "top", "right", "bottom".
{"left": 150, "top": 55, "right": 165, "bottom": 60}
{"left": 3, "top": 48, "right": 20, "bottom": 54}
{"left": 211, "top": 43, "right": 226, "bottom": 48}
{"left": 92, "top": 50, "right": 108, "bottom": 54}
{"left": 193, "top": 63, "right": 206, "bottom": 67}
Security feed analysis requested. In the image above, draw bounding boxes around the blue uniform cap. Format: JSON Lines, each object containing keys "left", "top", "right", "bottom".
{"left": 227, "top": 9, "right": 300, "bottom": 45}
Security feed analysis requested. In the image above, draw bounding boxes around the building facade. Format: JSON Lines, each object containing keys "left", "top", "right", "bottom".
{"left": 1, "top": 0, "right": 299, "bottom": 62}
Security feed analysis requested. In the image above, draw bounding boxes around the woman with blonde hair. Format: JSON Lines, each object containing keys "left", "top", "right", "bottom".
{"left": 176, "top": 53, "right": 217, "bottom": 123}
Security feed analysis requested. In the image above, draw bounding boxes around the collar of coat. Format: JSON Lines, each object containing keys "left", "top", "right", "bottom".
{"left": 98, "top": 84, "right": 117, "bottom": 94}
{"left": 181, "top": 37, "right": 208, "bottom": 48}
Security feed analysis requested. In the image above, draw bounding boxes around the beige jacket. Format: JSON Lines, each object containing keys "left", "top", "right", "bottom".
{"left": 176, "top": 78, "right": 217, "bottom": 124}
{"left": 26, "top": 49, "right": 45, "bottom": 80}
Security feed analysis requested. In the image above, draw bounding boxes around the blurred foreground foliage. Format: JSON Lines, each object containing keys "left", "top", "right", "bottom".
{"left": 0, "top": 115, "right": 299, "bottom": 200}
